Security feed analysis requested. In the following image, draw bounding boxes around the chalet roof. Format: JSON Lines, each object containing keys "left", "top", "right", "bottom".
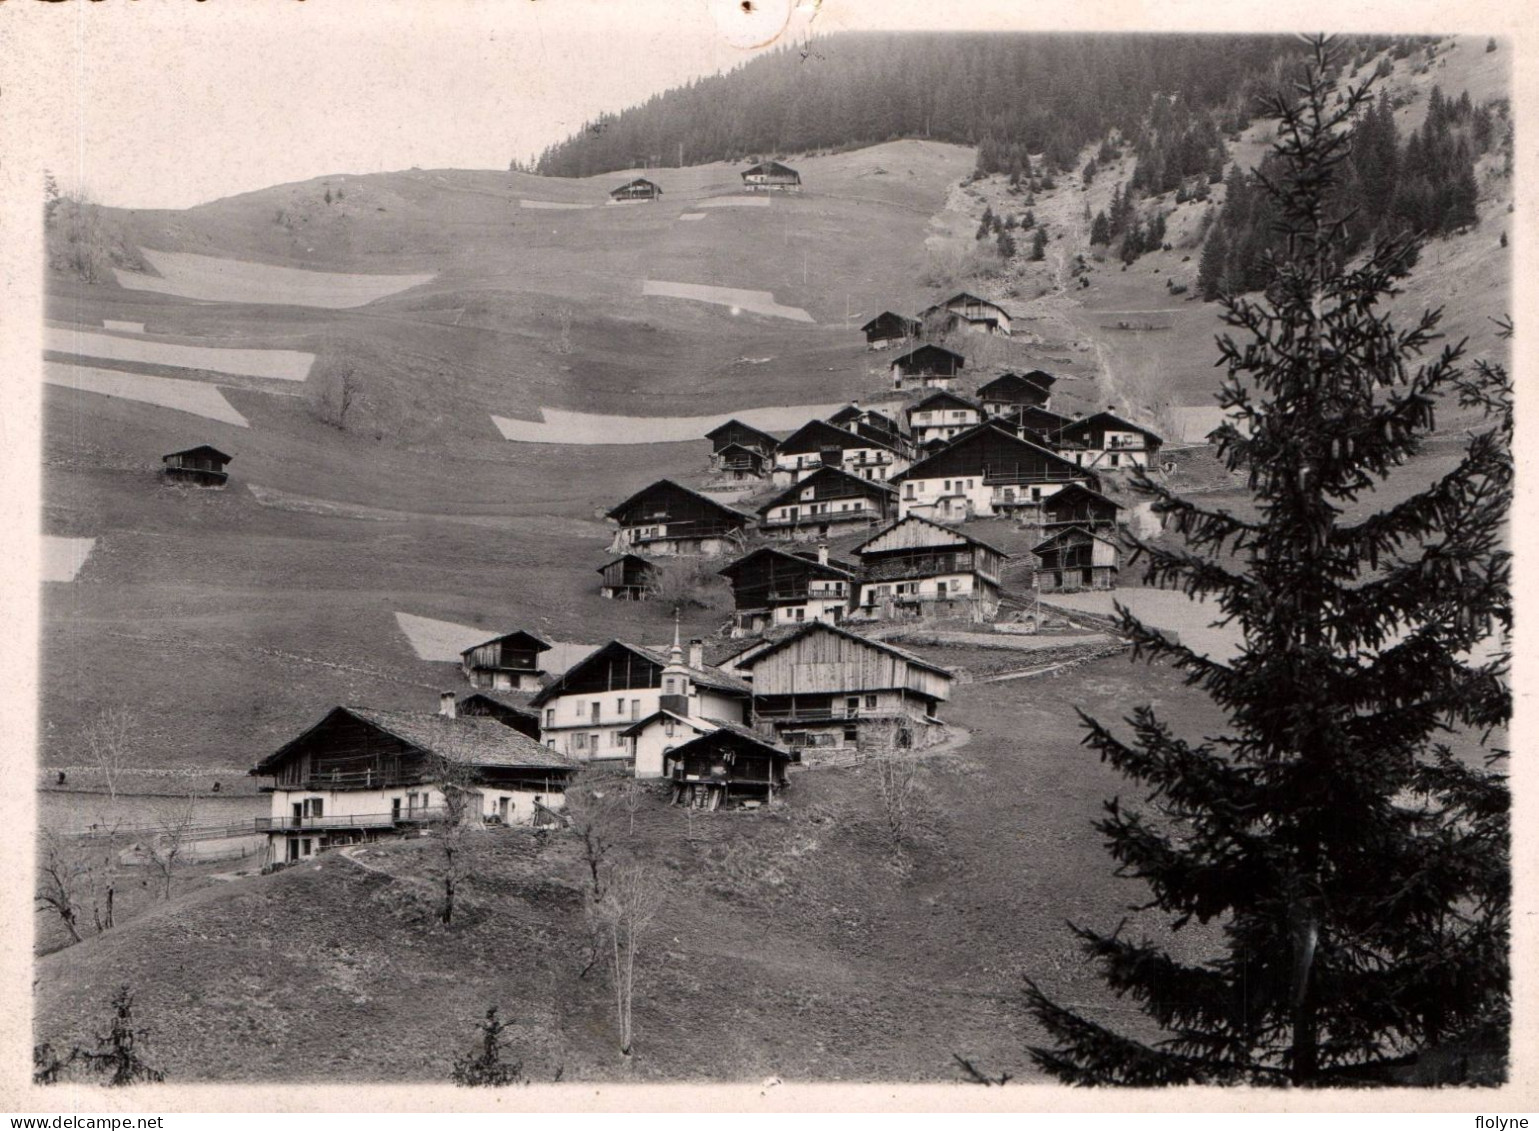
{"left": 853, "top": 513, "right": 1010, "bottom": 560}
{"left": 941, "top": 291, "right": 1009, "bottom": 314}
{"left": 529, "top": 639, "right": 751, "bottom": 706}
{"left": 860, "top": 311, "right": 922, "bottom": 334}
{"left": 618, "top": 709, "right": 714, "bottom": 740}
{"left": 742, "top": 160, "right": 799, "bottom": 178}
{"left": 163, "top": 445, "right": 232, "bottom": 463}
{"left": 672, "top": 721, "right": 794, "bottom": 760}
{"left": 1055, "top": 412, "right": 1164, "bottom": 446}
{"left": 718, "top": 545, "right": 857, "bottom": 582}
{"left": 252, "top": 705, "right": 572, "bottom": 775}
{"left": 715, "top": 442, "right": 768, "bottom": 458}
{"left": 977, "top": 370, "right": 1056, "bottom": 399}
{"left": 778, "top": 418, "right": 897, "bottom": 456}
{"left": 595, "top": 552, "right": 656, "bottom": 574}
{"left": 460, "top": 629, "right": 553, "bottom": 659}
{"left": 1001, "top": 405, "right": 1075, "bottom": 431}
{"left": 1044, "top": 481, "right": 1124, "bottom": 511}
{"left": 907, "top": 389, "right": 981, "bottom": 417}
{"left": 756, "top": 467, "right": 896, "bottom": 516}
{"left": 891, "top": 344, "right": 965, "bottom": 372}
{"left": 738, "top": 620, "right": 954, "bottom": 680}
{"left": 458, "top": 690, "right": 540, "bottom": 717}
{"left": 1033, "top": 524, "right": 1120, "bottom": 552}
{"left": 605, "top": 478, "right": 755, "bottom": 525}
{"left": 894, "top": 422, "right": 1086, "bottom": 485}
{"left": 612, "top": 177, "right": 661, "bottom": 194}
{"left": 704, "top": 418, "right": 780, "bottom": 447}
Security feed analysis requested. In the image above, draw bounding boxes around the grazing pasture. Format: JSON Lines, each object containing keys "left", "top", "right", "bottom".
{"left": 642, "top": 279, "right": 815, "bottom": 322}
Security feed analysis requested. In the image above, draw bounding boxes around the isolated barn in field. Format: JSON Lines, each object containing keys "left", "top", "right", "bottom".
{"left": 528, "top": 638, "right": 751, "bottom": 764}
{"left": 756, "top": 465, "right": 897, "bottom": 542}
{"left": 772, "top": 419, "right": 908, "bottom": 486}
{"left": 892, "top": 422, "right": 1097, "bottom": 523}
{"left": 860, "top": 311, "right": 922, "bottom": 350}
{"left": 249, "top": 697, "right": 574, "bottom": 864}
{"left": 1040, "top": 482, "right": 1123, "bottom": 530}
{"left": 1033, "top": 525, "right": 1121, "bottom": 592}
{"left": 977, "top": 371, "right": 1056, "bottom": 416}
{"left": 664, "top": 725, "right": 793, "bottom": 809}
{"left": 853, "top": 514, "right": 1009, "bottom": 621}
{"left": 718, "top": 545, "right": 856, "bottom": 634}
{"left": 597, "top": 553, "right": 656, "bottom": 600}
{"left": 890, "top": 344, "right": 965, "bottom": 390}
{"left": 1053, "top": 411, "right": 1164, "bottom": 472}
{"left": 739, "top": 621, "right": 954, "bottom": 759}
{"left": 459, "top": 629, "right": 551, "bottom": 692}
{"left": 906, "top": 390, "right": 984, "bottom": 449}
{"left": 162, "top": 445, "right": 232, "bottom": 488}
{"left": 457, "top": 691, "right": 542, "bottom": 741}
{"left": 921, "top": 292, "right": 1013, "bottom": 337}
{"left": 741, "top": 160, "right": 801, "bottom": 192}
{"left": 606, "top": 479, "right": 753, "bottom": 556}
{"left": 610, "top": 177, "right": 662, "bottom": 202}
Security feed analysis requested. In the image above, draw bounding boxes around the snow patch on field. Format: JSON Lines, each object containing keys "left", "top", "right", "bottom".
{"left": 518, "top": 199, "right": 594, "bottom": 211}
{"left": 103, "top": 320, "right": 144, "bottom": 334}
{"left": 642, "top": 280, "right": 813, "bottom": 322}
{"left": 44, "top": 362, "right": 249, "bottom": 427}
{"left": 394, "top": 612, "right": 593, "bottom": 672}
{"left": 697, "top": 197, "right": 771, "bottom": 208}
{"left": 45, "top": 326, "right": 314, "bottom": 381}
{"left": 114, "top": 249, "right": 435, "bottom": 309}
{"left": 492, "top": 402, "right": 847, "bottom": 444}
{"left": 678, "top": 213, "right": 707, "bottom": 221}
{"left": 42, "top": 536, "right": 95, "bottom": 583}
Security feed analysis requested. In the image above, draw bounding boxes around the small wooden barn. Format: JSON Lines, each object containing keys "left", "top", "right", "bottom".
{"left": 162, "top": 445, "right": 232, "bottom": 487}
{"left": 1033, "top": 525, "right": 1120, "bottom": 592}
{"left": 756, "top": 464, "right": 897, "bottom": 541}
{"left": 714, "top": 442, "right": 770, "bottom": 481}
{"left": 853, "top": 514, "right": 1009, "bottom": 621}
{"left": 860, "top": 311, "right": 922, "bottom": 350}
{"left": 610, "top": 177, "right": 662, "bottom": 201}
{"left": 741, "top": 160, "right": 801, "bottom": 192}
{"left": 606, "top": 479, "right": 752, "bottom": 556}
{"left": 890, "top": 344, "right": 965, "bottom": 390}
{"left": 460, "top": 630, "right": 552, "bottom": 692}
{"left": 705, "top": 418, "right": 779, "bottom": 460}
{"left": 977, "top": 371, "right": 1056, "bottom": 417}
{"left": 597, "top": 553, "right": 656, "bottom": 600}
{"left": 457, "top": 691, "right": 542, "bottom": 741}
{"left": 1040, "top": 482, "right": 1123, "bottom": 530}
{"left": 665, "top": 724, "right": 793, "bottom": 809}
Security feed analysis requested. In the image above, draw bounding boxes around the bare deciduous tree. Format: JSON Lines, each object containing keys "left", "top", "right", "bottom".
{"left": 85, "top": 706, "right": 134, "bottom": 809}
{"left": 592, "top": 860, "right": 664, "bottom": 1057}
{"left": 621, "top": 780, "right": 644, "bottom": 837}
{"left": 870, "top": 720, "right": 929, "bottom": 868}
{"left": 143, "top": 794, "right": 199, "bottom": 901}
{"left": 427, "top": 749, "right": 481, "bottom": 926}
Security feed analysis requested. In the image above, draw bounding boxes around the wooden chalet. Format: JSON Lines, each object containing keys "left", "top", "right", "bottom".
{"left": 249, "top": 696, "right": 574, "bottom": 864}
{"left": 1053, "top": 411, "right": 1164, "bottom": 472}
{"left": 162, "top": 445, "right": 232, "bottom": 487}
{"left": 906, "top": 390, "right": 984, "bottom": 449}
{"left": 713, "top": 442, "right": 770, "bottom": 481}
{"left": 920, "top": 292, "right": 1013, "bottom": 337}
{"left": 741, "top": 160, "right": 801, "bottom": 192}
{"left": 597, "top": 553, "right": 656, "bottom": 600}
{"left": 606, "top": 479, "right": 752, "bottom": 556}
{"left": 665, "top": 724, "right": 793, "bottom": 809}
{"left": 1033, "top": 525, "right": 1120, "bottom": 592}
{"left": 528, "top": 638, "right": 751, "bottom": 763}
{"left": 852, "top": 514, "right": 1009, "bottom": 621}
{"left": 706, "top": 418, "right": 779, "bottom": 459}
{"left": 860, "top": 311, "right": 922, "bottom": 350}
{"left": 610, "top": 177, "right": 662, "bottom": 202}
{"left": 977, "top": 371, "right": 1056, "bottom": 416}
{"left": 738, "top": 622, "right": 954, "bottom": 759}
{"left": 460, "top": 629, "right": 551, "bottom": 692}
{"left": 718, "top": 545, "right": 856, "bottom": 635}
{"left": 998, "top": 404, "right": 1075, "bottom": 444}
{"left": 458, "top": 691, "right": 542, "bottom": 741}
{"left": 772, "top": 419, "right": 907, "bottom": 486}
{"left": 892, "top": 423, "right": 1097, "bottom": 523}
{"left": 1040, "top": 482, "right": 1123, "bottom": 530}
{"left": 890, "top": 344, "right": 965, "bottom": 390}
{"left": 828, "top": 403, "right": 906, "bottom": 438}
{"left": 756, "top": 465, "right": 897, "bottom": 542}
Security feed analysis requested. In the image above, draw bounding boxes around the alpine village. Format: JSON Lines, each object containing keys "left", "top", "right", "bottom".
{"left": 33, "top": 29, "right": 1512, "bottom": 1093}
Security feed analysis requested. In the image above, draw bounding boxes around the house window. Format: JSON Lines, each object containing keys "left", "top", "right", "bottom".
{"left": 950, "top": 578, "right": 963, "bottom": 592}
{"left": 664, "top": 718, "right": 675, "bottom": 737}
{"left": 865, "top": 694, "right": 878, "bottom": 710}
{"left": 573, "top": 733, "right": 588, "bottom": 751}
{"left": 793, "top": 608, "right": 806, "bottom": 621}
{"left": 904, "top": 484, "right": 915, "bottom": 499}
{"left": 1082, "top": 567, "right": 1094, "bottom": 585}
{"left": 1109, "top": 453, "right": 1120, "bottom": 468}
{"left": 590, "top": 732, "right": 600, "bottom": 751}
{"left": 545, "top": 709, "right": 554, "bottom": 727}
{"left": 613, "top": 730, "right": 627, "bottom": 747}
{"left": 843, "top": 725, "right": 859, "bottom": 744}
{"left": 631, "top": 699, "right": 641, "bottom": 720}
{"left": 943, "top": 480, "right": 951, "bottom": 491}
{"left": 616, "top": 698, "right": 625, "bottom": 713}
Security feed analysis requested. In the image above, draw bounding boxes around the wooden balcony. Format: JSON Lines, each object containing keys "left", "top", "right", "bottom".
{"left": 254, "top": 809, "right": 440, "bottom": 832}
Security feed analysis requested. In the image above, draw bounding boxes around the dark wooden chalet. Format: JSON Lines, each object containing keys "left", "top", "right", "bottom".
{"left": 458, "top": 691, "right": 542, "bottom": 741}
{"left": 920, "top": 292, "right": 1013, "bottom": 336}
{"left": 742, "top": 160, "right": 801, "bottom": 191}
{"left": 977, "top": 371, "right": 1056, "bottom": 416}
{"left": 460, "top": 629, "right": 552, "bottom": 692}
{"left": 1040, "top": 482, "right": 1123, "bottom": 530}
{"left": 853, "top": 514, "right": 1009, "bottom": 620}
{"left": 1052, "top": 411, "right": 1164, "bottom": 472}
{"left": 738, "top": 622, "right": 955, "bottom": 758}
{"left": 705, "top": 418, "right": 779, "bottom": 458}
{"left": 773, "top": 418, "right": 904, "bottom": 484}
{"left": 998, "top": 404, "right": 1075, "bottom": 443}
{"left": 890, "top": 344, "right": 965, "bottom": 389}
{"left": 756, "top": 465, "right": 897, "bottom": 541}
{"left": 906, "top": 389, "right": 984, "bottom": 448}
{"left": 1033, "top": 525, "right": 1120, "bottom": 592}
{"left": 606, "top": 479, "right": 752, "bottom": 556}
{"left": 610, "top": 177, "right": 662, "bottom": 201}
{"left": 860, "top": 311, "right": 922, "bottom": 350}
{"left": 714, "top": 442, "right": 769, "bottom": 481}
{"left": 597, "top": 553, "right": 656, "bottom": 600}
{"left": 250, "top": 700, "right": 574, "bottom": 862}
{"left": 162, "top": 445, "right": 232, "bottom": 487}
{"left": 665, "top": 724, "right": 793, "bottom": 809}
{"left": 718, "top": 545, "right": 856, "bottom": 634}
{"left": 892, "top": 422, "right": 1098, "bottom": 522}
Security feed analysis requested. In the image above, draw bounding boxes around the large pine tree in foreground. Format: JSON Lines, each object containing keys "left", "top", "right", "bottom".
{"left": 1024, "top": 38, "right": 1511, "bottom": 1087}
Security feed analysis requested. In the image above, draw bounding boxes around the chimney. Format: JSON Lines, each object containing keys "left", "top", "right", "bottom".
{"left": 439, "top": 691, "right": 457, "bottom": 719}
{"left": 688, "top": 638, "right": 704, "bottom": 670}
{"left": 817, "top": 544, "right": 829, "bottom": 566}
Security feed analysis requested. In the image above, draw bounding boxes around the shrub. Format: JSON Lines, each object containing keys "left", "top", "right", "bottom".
{"left": 451, "top": 1007, "right": 523, "bottom": 1086}
{"left": 646, "top": 556, "right": 732, "bottom": 611}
